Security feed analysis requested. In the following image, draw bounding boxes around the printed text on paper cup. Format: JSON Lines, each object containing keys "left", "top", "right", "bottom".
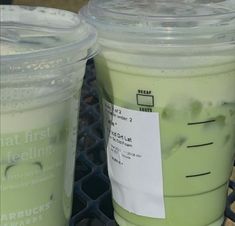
{"left": 103, "top": 99, "right": 165, "bottom": 218}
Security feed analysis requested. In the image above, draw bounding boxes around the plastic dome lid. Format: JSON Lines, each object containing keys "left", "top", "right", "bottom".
{"left": 1, "top": 5, "right": 97, "bottom": 64}
{"left": 80, "top": 0, "right": 235, "bottom": 47}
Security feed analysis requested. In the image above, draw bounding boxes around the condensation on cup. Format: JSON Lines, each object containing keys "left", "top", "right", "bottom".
{"left": 81, "top": 0, "right": 235, "bottom": 226}
{"left": 0, "top": 5, "right": 97, "bottom": 226}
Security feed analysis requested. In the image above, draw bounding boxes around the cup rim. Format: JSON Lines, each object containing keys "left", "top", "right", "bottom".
{"left": 1, "top": 5, "right": 98, "bottom": 64}
{"left": 80, "top": 0, "right": 235, "bottom": 48}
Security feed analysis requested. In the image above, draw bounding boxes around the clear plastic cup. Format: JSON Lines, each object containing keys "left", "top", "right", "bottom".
{"left": 0, "top": 5, "right": 97, "bottom": 226}
{"left": 80, "top": 0, "right": 235, "bottom": 226}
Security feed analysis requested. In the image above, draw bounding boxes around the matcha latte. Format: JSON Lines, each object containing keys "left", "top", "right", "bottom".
{"left": 0, "top": 6, "right": 97, "bottom": 226}
{"left": 81, "top": 0, "right": 235, "bottom": 225}
{"left": 95, "top": 53, "right": 235, "bottom": 226}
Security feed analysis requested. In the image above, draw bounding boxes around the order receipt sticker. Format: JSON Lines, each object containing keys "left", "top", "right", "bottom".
{"left": 103, "top": 99, "right": 165, "bottom": 218}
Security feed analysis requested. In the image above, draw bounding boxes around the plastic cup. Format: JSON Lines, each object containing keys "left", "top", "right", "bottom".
{"left": 0, "top": 5, "right": 97, "bottom": 226}
{"left": 81, "top": 1, "right": 235, "bottom": 226}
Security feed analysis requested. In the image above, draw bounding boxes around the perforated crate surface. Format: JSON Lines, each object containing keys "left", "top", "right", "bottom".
{"left": 71, "top": 60, "right": 235, "bottom": 226}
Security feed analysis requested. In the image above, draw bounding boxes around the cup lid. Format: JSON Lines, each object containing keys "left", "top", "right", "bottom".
{"left": 80, "top": 0, "right": 235, "bottom": 47}
{"left": 1, "top": 5, "right": 97, "bottom": 63}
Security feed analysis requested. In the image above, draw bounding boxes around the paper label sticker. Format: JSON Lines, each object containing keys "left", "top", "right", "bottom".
{"left": 103, "top": 99, "right": 165, "bottom": 218}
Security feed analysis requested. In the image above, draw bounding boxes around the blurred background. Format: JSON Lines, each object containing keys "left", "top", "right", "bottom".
{"left": 0, "top": 0, "right": 88, "bottom": 11}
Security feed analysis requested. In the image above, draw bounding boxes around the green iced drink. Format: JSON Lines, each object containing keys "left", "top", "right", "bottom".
{"left": 81, "top": 0, "right": 235, "bottom": 225}
{"left": 0, "top": 5, "right": 97, "bottom": 226}
{"left": 95, "top": 53, "right": 235, "bottom": 226}
{"left": 1, "top": 94, "right": 80, "bottom": 226}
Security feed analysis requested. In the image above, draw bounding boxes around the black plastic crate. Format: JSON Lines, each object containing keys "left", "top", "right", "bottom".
{"left": 71, "top": 61, "right": 116, "bottom": 226}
